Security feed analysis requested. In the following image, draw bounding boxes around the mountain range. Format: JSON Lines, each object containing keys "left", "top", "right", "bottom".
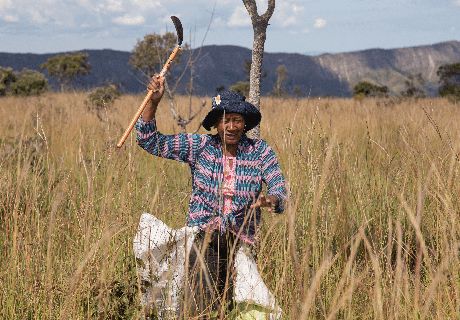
{"left": 1, "top": 40, "right": 459, "bottom": 97}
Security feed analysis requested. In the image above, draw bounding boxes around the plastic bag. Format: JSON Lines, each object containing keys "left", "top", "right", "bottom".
{"left": 133, "top": 213, "right": 198, "bottom": 316}
{"left": 133, "top": 213, "right": 281, "bottom": 319}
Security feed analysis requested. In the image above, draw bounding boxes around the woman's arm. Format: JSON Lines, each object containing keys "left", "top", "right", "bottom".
{"left": 135, "top": 75, "right": 207, "bottom": 163}
{"left": 260, "top": 143, "right": 287, "bottom": 213}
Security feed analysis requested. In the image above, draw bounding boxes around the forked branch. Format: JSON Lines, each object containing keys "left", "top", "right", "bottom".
{"left": 243, "top": 0, "right": 275, "bottom": 24}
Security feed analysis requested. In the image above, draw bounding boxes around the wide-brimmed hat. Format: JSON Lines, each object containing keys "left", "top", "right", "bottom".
{"left": 202, "top": 90, "right": 261, "bottom": 131}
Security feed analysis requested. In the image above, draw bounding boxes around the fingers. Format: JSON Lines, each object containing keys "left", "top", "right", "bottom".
{"left": 250, "top": 194, "right": 274, "bottom": 211}
{"left": 250, "top": 193, "right": 258, "bottom": 209}
{"left": 260, "top": 194, "right": 272, "bottom": 208}
{"left": 147, "top": 74, "right": 164, "bottom": 92}
{"left": 250, "top": 198, "right": 260, "bottom": 209}
{"left": 265, "top": 197, "right": 273, "bottom": 212}
{"left": 259, "top": 194, "right": 266, "bottom": 203}
{"left": 147, "top": 74, "right": 165, "bottom": 106}
{"left": 267, "top": 195, "right": 278, "bottom": 212}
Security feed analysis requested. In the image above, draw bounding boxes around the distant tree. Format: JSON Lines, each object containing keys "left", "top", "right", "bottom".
{"left": 129, "top": 32, "right": 188, "bottom": 78}
{"left": 243, "top": 59, "right": 252, "bottom": 80}
{"left": 40, "top": 52, "right": 91, "bottom": 91}
{"left": 86, "top": 84, "right": 121, "bottom": 121}
{"left": 11, "top": 69, "right": 48, "bottom": 96}
{"left": 215, "top": 85, "right": 225, "bottom": 93}
{"left": 229, "top": 59, "right": 251, "bottom": 97}
{"left": 437, "top": 62, "right": 460, "bottom": 101}
{"left": 130, "top": 29, "right": 209, "bottom": 132}
{"left": 0, "top": 67, "right": 17, "bottom": 96}
{"left": 272, "top": 64, "right": 287, "bottom": 97}
{"left": 230, "top": 81, "right": 250, "bottom": 96}
{"left": 353, "top": 81, "right": 389, "bottom": 98}
{"left": 400, "top": 74, "right": 426, "bottom": 98}
{"left": 293, "top": 85, "right": 303, "bottom": 97}
{"left": 229, "top": 59, "right": 266, "bottom": 98}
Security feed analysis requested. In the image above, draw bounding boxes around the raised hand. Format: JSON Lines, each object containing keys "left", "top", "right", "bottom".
{"left": 148, "top": 74, "right": 165, "bottom": 106}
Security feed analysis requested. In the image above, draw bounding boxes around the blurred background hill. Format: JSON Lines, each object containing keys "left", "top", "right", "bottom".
{"left": 1, "top": 40, "right": 459, "bottom": 97}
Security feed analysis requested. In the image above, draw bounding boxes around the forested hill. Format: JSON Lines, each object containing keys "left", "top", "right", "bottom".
{"left": 1, "top": 40, "right": 459, "bottom": 97}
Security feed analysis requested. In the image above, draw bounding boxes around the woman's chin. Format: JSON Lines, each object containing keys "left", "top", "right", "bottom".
{"left": 224, "top": 138, "right": 240, "bottom": 145}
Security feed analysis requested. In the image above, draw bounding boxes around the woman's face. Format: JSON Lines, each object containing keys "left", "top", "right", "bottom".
{"left": 216, "top": 113, "right": 245, "bottom": 146}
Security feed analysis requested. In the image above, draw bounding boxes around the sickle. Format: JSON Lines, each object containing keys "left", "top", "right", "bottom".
{"left": 117, "top": 16, "right": 184, "bottom": 148}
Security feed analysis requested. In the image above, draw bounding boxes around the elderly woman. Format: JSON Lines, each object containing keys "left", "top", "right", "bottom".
{"left": 135, "top": 75, "right": 287, "bottom": 318}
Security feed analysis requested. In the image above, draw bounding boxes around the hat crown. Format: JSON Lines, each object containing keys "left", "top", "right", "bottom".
{"left": 213, "top": 90, "right": 246, "bottom": 108}
{"left": 220, "top": 90, "right": 245, "bottom": 102}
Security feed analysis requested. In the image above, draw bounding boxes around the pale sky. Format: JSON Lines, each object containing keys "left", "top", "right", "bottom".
{"left": 0, "top": 0, "right": 459, "bottom": 54}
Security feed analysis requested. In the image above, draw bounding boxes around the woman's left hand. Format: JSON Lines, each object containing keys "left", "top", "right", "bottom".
{"left": 250, "top": 194, "right": 278, "bottom": 212}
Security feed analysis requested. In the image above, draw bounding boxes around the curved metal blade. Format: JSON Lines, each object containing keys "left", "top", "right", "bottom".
{"left": 171, "top": 16, "right": 183, "bottom": 46}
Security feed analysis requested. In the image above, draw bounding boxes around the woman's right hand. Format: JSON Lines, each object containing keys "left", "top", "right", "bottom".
{"left": 148, "top": 74, "right": 165, "bottom": 106}
{"left": 142, "top": 74, "right": 165, "bottom": 121}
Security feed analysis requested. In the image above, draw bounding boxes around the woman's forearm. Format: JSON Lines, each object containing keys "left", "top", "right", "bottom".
{"left": 141, "top": 100, "right": 158, "bottom": 121}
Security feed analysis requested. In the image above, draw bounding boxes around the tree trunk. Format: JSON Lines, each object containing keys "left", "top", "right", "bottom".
{"left": 243, "top": 0, "right": 275, "bottom": 139}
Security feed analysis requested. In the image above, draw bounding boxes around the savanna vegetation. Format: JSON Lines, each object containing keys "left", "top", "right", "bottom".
{"left": 40, "top": 53, "right": 91, "bottom": 91}
{"left": 1, "top": 93, "right": 459, "bottom": 319}
{"left": 438, "top": 62, "right": 460, "bottom": 102}
{"left": 0, "top": 67, "right": 48, "bottom": 97}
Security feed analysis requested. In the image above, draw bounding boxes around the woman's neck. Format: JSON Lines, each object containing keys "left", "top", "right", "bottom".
{"left": 223, "top": 144, "right": 237, "bottom": 157}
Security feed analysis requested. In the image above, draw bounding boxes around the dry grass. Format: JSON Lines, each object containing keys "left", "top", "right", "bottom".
{"left": 0, "top": 93, "right": 459, "bottom": 319}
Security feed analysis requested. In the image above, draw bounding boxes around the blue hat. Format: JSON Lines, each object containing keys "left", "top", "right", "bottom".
{"left": 202, "top": 90, "right": 261, "bottom": 131}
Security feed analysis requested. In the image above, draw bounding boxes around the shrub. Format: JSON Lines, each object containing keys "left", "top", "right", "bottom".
{"left": 11, "top": 69, "right": 48, "bottom": 96}
{"left": 0, "top": 67, "right": 17, "bottom": 96}
{"left": 437, "top": 62, "right": 460, "bottom": 102}
{"left": 86, "top": 84, "right": 121, "bottom": 121}
{"left": 400, "top": 74, "right": 426, "bottom": 99}
{"left": 353, "top": 81, "right": 389, "bottom": 98}
{"left": 0, "top": 67, "right": 48, "bottom": 96}
{"left": 229, "top": 81, "right": 250, "bottom": 97}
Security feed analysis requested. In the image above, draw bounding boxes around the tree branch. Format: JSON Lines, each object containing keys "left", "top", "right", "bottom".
{"left": 261, "top": 0, "right": 275, "bottom": 21}
{"left": 243, "top": 0, "right": 275, "bottom": 23}
{"left": 242, "top": 0, "right": 258, "bottom": 25}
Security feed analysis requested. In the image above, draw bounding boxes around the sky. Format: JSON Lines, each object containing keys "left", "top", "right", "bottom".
{"left": 0, "top": 0, "right": 459, "bottom": 55}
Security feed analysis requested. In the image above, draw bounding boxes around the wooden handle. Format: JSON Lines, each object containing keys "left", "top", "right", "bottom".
{"left": 116, "top": 90, "right": 154, "bottom": 148}
{"left": 116, "top": 46, "right": 181, "bottom": 148}
{"left": 159, "top": 46, "right": 181, "bottom": 76}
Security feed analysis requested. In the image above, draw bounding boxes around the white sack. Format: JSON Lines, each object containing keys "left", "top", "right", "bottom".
{"left": 133, "top": 213, "right": 198, "bottom": 315}
{"left": 133, "top": 212, "right": 281, "bottom": 318}
{"left": 234, "top": 244, "right": 282, "bottom": 318}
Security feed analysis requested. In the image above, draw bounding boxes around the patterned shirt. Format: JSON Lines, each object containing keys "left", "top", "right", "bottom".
{"left": 135, "top": 118, "right": 287, "bottom": 244}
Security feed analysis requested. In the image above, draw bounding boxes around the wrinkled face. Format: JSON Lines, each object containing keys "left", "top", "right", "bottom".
{"left": 216, "top": 113, "right": 245, "bottom": 146}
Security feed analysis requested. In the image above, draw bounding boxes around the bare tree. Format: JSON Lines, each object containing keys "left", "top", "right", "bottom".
{"left": 243, "top": 0, "right": 275, "bottom": 138}
{"left": 273, "top": 64, "right": 287, "bottom": 97}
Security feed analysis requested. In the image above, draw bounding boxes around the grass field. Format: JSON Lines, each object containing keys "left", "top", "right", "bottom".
{"left": 1, "top": 93, "right": 459, "bottom": 319}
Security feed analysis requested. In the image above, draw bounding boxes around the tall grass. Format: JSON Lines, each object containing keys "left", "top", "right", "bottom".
{"left": 0, "top": 93, "right": 459, "bottom": 319}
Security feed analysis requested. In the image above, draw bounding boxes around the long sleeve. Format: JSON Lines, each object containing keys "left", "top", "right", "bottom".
{"left": 135, "top": 117, "right": 208, "bottom": 164}
{"left": 260, "top": 143, "right": 287, "bottom": 213}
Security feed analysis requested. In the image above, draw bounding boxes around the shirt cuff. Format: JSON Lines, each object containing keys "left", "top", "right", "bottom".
{"left": 271, "top": 194, "right": 285, "bottom": 213}
{"left": 135, "top": 117, "right": 157, "bottom": 134}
